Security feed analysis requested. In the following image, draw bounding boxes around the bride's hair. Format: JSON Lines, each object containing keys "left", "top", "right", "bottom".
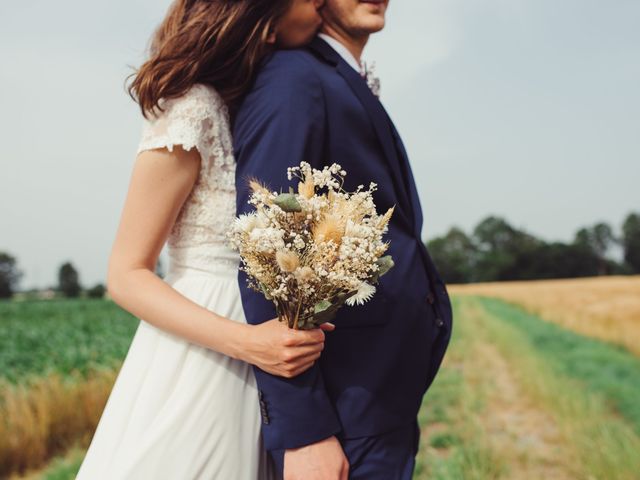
{"left": 127, "top": 0, "right": 292, "bottom": 118}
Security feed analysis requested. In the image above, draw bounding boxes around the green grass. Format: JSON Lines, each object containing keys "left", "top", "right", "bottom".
{"left": 415, "top": 297, "right": 506, "bottom": 480}
{"left": 0, "top": 298, "right": 138, "bottom": 384}
{"left": 11, "top": 444, "right": 87, "bottom": 480}
{"left": 415, "top": 295, "right": 640, "bottom": 480}
{"left": 478, "top": 296, "right": 640, "bottom": 436}
{"left": 473, "top": 296, "right": 640, "bottom": 480}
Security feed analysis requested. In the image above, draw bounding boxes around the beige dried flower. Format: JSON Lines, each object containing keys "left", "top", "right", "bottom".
{"left": 248, "top": 178, "right": 272, "bottom": 203}
{"left": 294, "top": 266, "right": 315, "bottom": 283}
{"left": 276, "top": 250, "right": 300, "bottom": 273}
{"left": 313, "top": 214, "right": 345, "bottom": 244}
{"left": 378, "top": 206, "right": 395, "bottom": 231}
{"left": 298, "top": 178, "right": 315, "bottom": 199}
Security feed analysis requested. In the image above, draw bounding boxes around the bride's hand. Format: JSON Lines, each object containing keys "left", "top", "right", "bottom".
{"left": 241, "top": 319, "right": 335, "bottom": 378}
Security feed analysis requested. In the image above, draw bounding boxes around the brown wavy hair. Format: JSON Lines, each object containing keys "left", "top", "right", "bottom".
{"left": 127, "top": 0, "right": 293, "bottom": 118}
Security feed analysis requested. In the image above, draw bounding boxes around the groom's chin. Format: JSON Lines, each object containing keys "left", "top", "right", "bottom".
{"left": 357, "top": 5, "right": 387, "bottom": 33}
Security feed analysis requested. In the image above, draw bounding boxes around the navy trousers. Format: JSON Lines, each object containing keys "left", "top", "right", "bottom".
{"left": 270, "top": 419, "right": 421, "bottom": 480}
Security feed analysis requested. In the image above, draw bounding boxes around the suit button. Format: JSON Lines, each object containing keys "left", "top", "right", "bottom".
{"left": 435, "top": 317, "right": 444, "bottom": 327}
{"left": 426, "top": 291, "right": 435, "bottom": 305}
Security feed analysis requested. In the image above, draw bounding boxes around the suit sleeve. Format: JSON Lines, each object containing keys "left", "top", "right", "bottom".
{"left": 232, "top": 52, "right": 342, "bottom": 452}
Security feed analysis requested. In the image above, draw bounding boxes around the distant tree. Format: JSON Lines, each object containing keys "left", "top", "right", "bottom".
{"left": 472, "top": 216, "right": 542, "bottom": 281}
{"left": 0, "top": 252, "right": 23, "bottom": 299}
{"left": 574, "top": 222, "right": 617, "bottom": 275}
{"left": 427, "top": 227, "right": 477, "bottom": 283}
{"left": 87, "top": 283, "right": 106, "bottom": 299}
{"left": 622, "top": 213, "right": 640, "bottom": 273}
{"left": 512, "top": 242, "right": 600, "bottom": 279}
{"left": 58, "top": 262, "right": 81, "bottom": 298}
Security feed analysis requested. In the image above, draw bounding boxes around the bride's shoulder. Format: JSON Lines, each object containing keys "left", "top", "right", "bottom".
{"left": 188, "top": 82, "right": 224, "bottom": 101}
{"left": 182, "top": 83, "right": 225, "bottom": 108}
{"left": 159, "top": 83, "right": 227, "bottom": 113}
{"left": 154, "top": 83, "right": 228, "bottom": 123}
{"left": 137, "top": 83, "right": 228, "bottom": 155}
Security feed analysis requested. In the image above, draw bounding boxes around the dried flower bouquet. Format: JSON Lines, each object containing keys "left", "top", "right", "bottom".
{"left": 228, "top": 162, "right": 394, "bottom": 330}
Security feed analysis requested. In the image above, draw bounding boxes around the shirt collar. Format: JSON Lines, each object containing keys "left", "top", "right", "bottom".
{"left": 317, "top": 33, "right": 362, "bottom": 73}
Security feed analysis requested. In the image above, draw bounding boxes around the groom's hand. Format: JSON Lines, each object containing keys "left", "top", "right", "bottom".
{"left": 283, "top": 435, "right": 349, "bottom": 480}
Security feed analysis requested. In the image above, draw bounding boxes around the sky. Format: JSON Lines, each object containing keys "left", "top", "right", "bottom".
{"left": 1, "top": 0, "right": 638, "bottom": 290}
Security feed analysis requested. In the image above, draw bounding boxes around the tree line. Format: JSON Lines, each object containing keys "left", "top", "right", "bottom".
{"left": 0, "top": 256, "right": 165, "bottom": 300}
{"left": 426, "top": 212, "right": 640, "bottom": 284}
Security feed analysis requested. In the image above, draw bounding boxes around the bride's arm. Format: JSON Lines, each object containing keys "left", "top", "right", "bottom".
{"left": 106, "top": 145, "right": 327, "bottom": 378}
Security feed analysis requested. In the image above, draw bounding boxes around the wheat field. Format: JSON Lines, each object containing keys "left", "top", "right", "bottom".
{"left": 448, "top": 275, "right": 640, "bottom": 356}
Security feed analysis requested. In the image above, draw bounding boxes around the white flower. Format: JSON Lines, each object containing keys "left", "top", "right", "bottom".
{"left": 235, "top": 213, "right": 258, "bottom": 233}
{"left": 249, "top": 227, "right": 285, "bottom": 253}
{"left": 345, "top": 282, "right": 376, "bottom": 306}
{"left": 344, "top": 219, "right": 371, "bottom": 238}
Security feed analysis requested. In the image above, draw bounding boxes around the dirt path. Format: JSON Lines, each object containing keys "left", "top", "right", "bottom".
{"left": 475, "top": 338, "right": 574, "bottom": 480}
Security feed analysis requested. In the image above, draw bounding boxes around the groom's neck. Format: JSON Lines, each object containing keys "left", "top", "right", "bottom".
{"left": 320, "top": 24, "right": 369, "bottom": 63}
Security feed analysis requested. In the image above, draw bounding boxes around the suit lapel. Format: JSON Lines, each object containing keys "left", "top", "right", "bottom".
{"left": 308, "top": 38, "right": 415, "bottom": 231}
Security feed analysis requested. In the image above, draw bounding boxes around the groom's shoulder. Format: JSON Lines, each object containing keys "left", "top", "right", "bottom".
{"left": 256, "top": 48, "right": 325, "bottom": 85}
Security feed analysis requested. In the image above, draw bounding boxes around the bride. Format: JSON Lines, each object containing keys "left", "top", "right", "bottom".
{"left": 76, "top": 0, "right": 328, "bottom": 478}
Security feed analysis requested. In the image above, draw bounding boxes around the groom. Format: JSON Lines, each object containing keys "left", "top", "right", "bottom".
{"left": 233, "top": 0, "right": 453, "bottom": 478}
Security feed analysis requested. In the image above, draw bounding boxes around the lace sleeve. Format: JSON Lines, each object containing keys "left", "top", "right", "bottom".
{"left": 136, "top": 84, "right": 222, "bottom": 159}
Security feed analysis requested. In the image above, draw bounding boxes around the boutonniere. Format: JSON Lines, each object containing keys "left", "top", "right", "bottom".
{"left": 360, "top": 61, "right": 381, "bottom": 98}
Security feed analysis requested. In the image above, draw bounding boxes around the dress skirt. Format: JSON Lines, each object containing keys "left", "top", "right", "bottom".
{"left": 76, "top": 247, "right": 275, "bottom": 479}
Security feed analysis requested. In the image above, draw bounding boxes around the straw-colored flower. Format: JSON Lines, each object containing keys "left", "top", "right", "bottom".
{"left": 298, "top": 177, "right": 315, "bottom": 199}
{"left": 313, "top": 214, "right": 345, "bottom": 244}
{"left": 276, "top": 250, "right": 300, "bottom": 273}
{"left": 378, "top": 206, "right": 395, "bottom": 231}
{"left": 294, "top": 266, "right": 315, "bottom": 283}
{"left": 248, "top": 178, "right": 273, "bottom": 205}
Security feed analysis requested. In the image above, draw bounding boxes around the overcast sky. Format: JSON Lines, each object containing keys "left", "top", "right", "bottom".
{"left": 1, "top": 0, "right": 638, "bottom": 289}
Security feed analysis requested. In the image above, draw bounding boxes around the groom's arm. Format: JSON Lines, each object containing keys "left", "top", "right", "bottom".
{"left": 232, "top": 50, "right": 341, "bottom": 452}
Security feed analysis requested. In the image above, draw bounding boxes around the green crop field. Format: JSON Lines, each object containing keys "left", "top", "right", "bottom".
{"left": 0, "top": 299, "right": 138, "bottom": 384}
{"left": 2, "top": 292, "right": 640, "bottom": 479}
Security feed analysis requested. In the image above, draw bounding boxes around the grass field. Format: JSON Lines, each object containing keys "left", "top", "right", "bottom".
{"left": 2, "top": 276, "right": 639, "bottom": 479}
{"left": 415, "top": 295, "right": 640, "bottom": 480}
{"left": 0, "top": 299, "right": 138, "bottom": 478}
{"left": 448, "top": 275, "right": 640, "bottom": 356}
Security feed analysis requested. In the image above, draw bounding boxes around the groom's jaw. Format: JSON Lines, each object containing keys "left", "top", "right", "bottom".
{"left": 321, "top": 0, "right": 389, "bottom": 38}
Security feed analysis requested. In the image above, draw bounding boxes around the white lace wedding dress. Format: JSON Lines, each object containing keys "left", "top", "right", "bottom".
{"left": 76, "top": 84, "right": 275, "bottom": 479}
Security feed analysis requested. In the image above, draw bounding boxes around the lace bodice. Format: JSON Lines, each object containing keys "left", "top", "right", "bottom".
{"left": 136, "top": 83, "right": 239, "bottom": 272}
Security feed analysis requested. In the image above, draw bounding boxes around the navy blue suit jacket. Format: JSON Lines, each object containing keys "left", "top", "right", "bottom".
{"left": 233, "top": 37, "right": 453, "bottom": 452}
